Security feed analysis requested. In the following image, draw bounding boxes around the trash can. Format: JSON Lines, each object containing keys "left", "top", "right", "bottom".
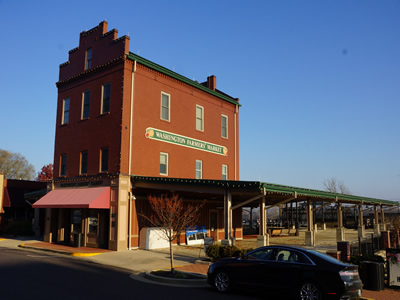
{"left": 73, "top": 233, "right": 82, "bottom": 248}
{"left": 362, "top": 261, "right": 385, "bottom": 291}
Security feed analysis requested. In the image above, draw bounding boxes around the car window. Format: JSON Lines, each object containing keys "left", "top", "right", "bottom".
{"left": 275, "top": 249, "right": 312, "bottom": 264}
{"left": 247, "top": 248, "right": 275, "bottom": 261}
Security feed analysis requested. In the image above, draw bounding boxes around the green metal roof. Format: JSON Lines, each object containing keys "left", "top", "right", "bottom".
{"left": 131, "top": 175, "right": 398, "bottom": 206}
{"left": 126, "top": 53, "right": 241, "bottom": 107}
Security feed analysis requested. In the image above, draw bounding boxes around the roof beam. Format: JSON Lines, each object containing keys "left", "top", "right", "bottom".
{"left": 265, "top": 192, "right": 297, "bottom": 210}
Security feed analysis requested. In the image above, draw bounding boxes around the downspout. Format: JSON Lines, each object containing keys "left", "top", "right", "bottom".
{"left": 128, "top": 60, "right": 136, "bottom": 250}
{"left": 234, "top": 104, "right": 239, "bottom": 180}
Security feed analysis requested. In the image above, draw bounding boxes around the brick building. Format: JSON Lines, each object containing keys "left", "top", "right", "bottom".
{"left": 33, "top": 21, "right": 241, "bottom": 250}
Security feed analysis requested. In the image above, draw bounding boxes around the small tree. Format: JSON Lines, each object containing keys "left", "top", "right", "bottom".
{"left": 37, "top": 163, "right": 53, "bottom": 182}
{"left": 140, "top": 194, "right": 204, "bottom": 273}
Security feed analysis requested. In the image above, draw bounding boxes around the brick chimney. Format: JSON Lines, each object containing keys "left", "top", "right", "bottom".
{"left": 207, "top": 75, "right": 217, "bottom": 91}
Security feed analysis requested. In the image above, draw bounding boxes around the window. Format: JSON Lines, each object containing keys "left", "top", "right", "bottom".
{"left": 160, "top": 152, "right": 168, "bottom": 175}
{"left": 60, "top": 154, "right": 67, "bottom": 176}
{"left": 221, "top": 115, "right": 228, "bottom": 138}
{"left": 80, "top": 151, "right": 88, "bottom": 175}
{"left": 102, "top": 83, "right": 111, "bottom": 114}
{"left": 196, "top": 160, "right": 202, "bottom": 179}
{"left": 72, "top": 209, "right": 82, "bottom": 233}
{"left": 196, "top": 105, "right": 204, "bottom": 131}
{"left": 62, "top": 97, "right": 70, "bottom": 125}
{"left": 222, "top": 165, "right": 228, "bottom": 180}
{"left": 161, "top": 92, "right": 170, "bottom": 121}
{"left": 82, "top": 90, "right": 90, "bottom": 119}
{"left": 100, "top": 147, "right": 109, "bottom": 172}
{"left": 85, "top": 48, "right": 92, "bottom": 70}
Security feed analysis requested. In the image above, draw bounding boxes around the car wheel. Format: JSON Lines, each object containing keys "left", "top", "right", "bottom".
{"left": 299, "top": 281, "right": 322, "bottom": 300}
{"left": 213, "top": 270, "right": 231, "bottom": 293}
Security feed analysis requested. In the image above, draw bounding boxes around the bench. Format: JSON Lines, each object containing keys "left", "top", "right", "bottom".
{"left": 271, "top": 229, "right": 281, "bottom": 237}
{"left": 288, "top": 229, "right": 297, "bottom": 236}
{"left": 279, "top": 229, "right": 289, "bottom": 236}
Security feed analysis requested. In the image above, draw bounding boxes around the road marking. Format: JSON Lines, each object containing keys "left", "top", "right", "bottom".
{"left": 27, "top": 255, "right": 62, "bottom": 258}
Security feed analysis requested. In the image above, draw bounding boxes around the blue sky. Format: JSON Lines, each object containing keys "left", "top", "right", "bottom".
{"left": 0, "top": 0, "right": 399, "bottom": 201}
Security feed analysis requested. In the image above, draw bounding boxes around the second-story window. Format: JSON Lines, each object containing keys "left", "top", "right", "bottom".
{"left": 196, "top": 160, "right": 203, "bottom": 179}
{"left": 80, "top": 151, "right": 88, "bottom": 175}
{"left": 102, "top": 83, "right": 111, "bottom": 114}
{"left": 85, "top": 48, "right": 92, "bottom": 70}
{"left": 160, "top": 152, "right": 168, "bottom": 175}
{"left": 221, "top": 115, "right": 228, "bottom": 138}
{"left": 82, "top": 90, "right": 90, "bottom": 119}
{"left": 222, "top": 165, "right": 228, "bottom": 180}
{"left": 196, "top": 105, "right": 204, "bottom": 131}
{"left": 60, "top": 154, "right": 67, "bottom": 176}
{"left": 62, "top": 97, "right": 70, "bottom": 125}
{"left": 100, "top": 147, "right": 109, "bottom": 172}
{"left": 161, "top": 92, "right": 170, "bottom": 121}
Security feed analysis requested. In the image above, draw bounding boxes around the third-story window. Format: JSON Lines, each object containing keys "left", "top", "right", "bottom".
{"left": 222, "top": 165, "right": 228, "bottom": 180}
{"left": 196, "top": 105, "right": 204, "bottom": 131}
{"left": 160, "top": 152, "right": 168, "bottom": 175}
{"left": 161, "top": 92, "right": 170, "bottom": 121}
{"left": 85, "top": 48, "right": 92, "bottom": 70}
{"left": 221, "top": 115, "right": 228, "bottom": 138}
{"left": 82, "top": 90, "right": 90, "bottom": 119}
{"left": 60, "top": 154, "right": 67, "bottom": 176}
{"left": 102, "top": 83, "right": 111, "bottom": 114}
{"left": 80, "top": 151, "right": 88, "bottom": 175}
{"left": 196, "top": 160, "right": 203, "bottom": 179}
{"left": 62, "top": 97, "right": 70, "bottom": 125}
{"left": 100, "top": 147, "right": 109, "bottom": 172}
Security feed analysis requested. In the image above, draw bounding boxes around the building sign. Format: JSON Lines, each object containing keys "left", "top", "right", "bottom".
{"left": 145, "top": 127, "right": 228, "bottom": 156}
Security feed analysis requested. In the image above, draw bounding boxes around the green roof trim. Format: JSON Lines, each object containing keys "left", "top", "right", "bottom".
{"left": 127, "top": 53, "right": 241, "bottom": 107}
{"left": 131, "top": 175, "right": 398, "bottom": 206}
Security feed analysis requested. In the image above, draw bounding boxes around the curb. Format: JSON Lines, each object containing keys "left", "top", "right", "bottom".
{"left": 143, "top": 271, "right": 208, "bottom": 287}
{"left": 18, "top": 243, "right": 103, "bottom": 257}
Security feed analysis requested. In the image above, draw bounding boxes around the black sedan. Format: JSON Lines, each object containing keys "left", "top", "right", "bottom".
{"left": 207, "top": 245, "right": 362, "bottom": 300}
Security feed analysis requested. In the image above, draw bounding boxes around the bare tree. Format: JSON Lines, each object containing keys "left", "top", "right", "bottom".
{"left": 0, "top": 149, "right": 35, "bottom": 180}
{"left": 323, "top": 177, "right": 351, "bottom": 194}
{"left": 139, "top": 194, "right": 204, "bottom": 273}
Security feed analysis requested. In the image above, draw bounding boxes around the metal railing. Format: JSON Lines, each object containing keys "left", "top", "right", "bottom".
{"left": 350, "top": 233, "right": 382, "bottom": 256}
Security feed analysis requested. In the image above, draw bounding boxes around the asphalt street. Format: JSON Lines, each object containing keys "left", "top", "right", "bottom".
{"left": 0, "top": 246, "right": 276, "bottom": 300}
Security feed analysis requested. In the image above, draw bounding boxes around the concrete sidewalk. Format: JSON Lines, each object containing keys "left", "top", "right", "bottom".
{"left": 2, "top": 231, "right": 400, "bottom": 299}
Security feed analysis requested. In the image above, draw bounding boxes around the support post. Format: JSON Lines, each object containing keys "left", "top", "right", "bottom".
{"left": 336, "top": 203, "right": 345, "bottom": 241}
{"left": 222, "top": 188, "right": 233, "bottom": 245}
{"left": 257, "top": 196, "right": 269, "bottom": 247}
{"left": 358, "top": 205, "right": 365, "bottom": 238}
{"left": 306, "top": 199, "right": 314, "bottom": 246}
{"left": 374, "top": 205, "right": 381, "bottom": 235}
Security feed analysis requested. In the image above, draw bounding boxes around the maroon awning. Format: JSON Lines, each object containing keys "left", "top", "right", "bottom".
{"left": 32, "top": 187, "right": 110, "bottom": 209}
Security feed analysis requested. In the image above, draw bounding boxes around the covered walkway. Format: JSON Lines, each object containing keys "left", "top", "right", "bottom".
{"left": 131, "top": 176, "right": 398, "bottom": 247}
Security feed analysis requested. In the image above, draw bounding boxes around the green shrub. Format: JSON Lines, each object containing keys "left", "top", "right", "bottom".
{"left": 206, "top": 244, "right": 252, "bottom": 261}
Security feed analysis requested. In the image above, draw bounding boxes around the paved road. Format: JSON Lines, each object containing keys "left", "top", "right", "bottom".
{"left": 0, "top": 247, "right": 274, "bottom": 300}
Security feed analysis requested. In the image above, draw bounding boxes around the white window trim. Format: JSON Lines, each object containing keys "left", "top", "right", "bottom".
{"left": 196, "top": 160, "right": 203, "bottom": 179}
{"left": 101, "top": 83, "right": 111, "bottom": 114}
{"left": 62, "top": 97, "right": 70, "bottom": 125}
{"left": 222, "top": 164, "right": 228, "bottom": 180}
{"left": 160, "top": 92, "right": 171, "bottom": 122}
{"left": 196, "top": 105, "right": 204, "bottom": 132}
{"left": 221, "top": 114, "right": 228, "bottom": 139}
{"left": 160, "top": 152, "right": 169, "bottom": 176}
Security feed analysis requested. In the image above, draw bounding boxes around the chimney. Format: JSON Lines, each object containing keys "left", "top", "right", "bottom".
{"left": 207, "top": 75, "right": 217, "bottom": 91}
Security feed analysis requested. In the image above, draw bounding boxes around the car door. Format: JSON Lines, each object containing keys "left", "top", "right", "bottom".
{"left": 233, "top": 247, "right": 277, "bottom": 288}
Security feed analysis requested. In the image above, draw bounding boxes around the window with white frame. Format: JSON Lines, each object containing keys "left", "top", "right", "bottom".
{"left": 80, "top": 151, "right": 88, "bottom": 175}
{"left": 161, "top": 92, "right": 170, "bottom": 121}
{"left": 100, "top": 147, "right": 109, "bottom": 172}
{"left": 62, "top": 97, "right": 70, "bottom": 125}
{"left": 196, "top": 105, "right": 204, "bottom": 131}
{"left": 222, "top": 165, "right": 228, "bottom": 180}
{"left": 160, "top": 152, "right": 168, "bottom": 175}
{"left": 82, "top": 90, "right": 90, "bottom": 119}
{"left": 102, "top": 83, "right": 111, "bottom": 114}
{"left": 60, "top": 154, "right": 67, "bottom": 176}
{"left": 85, "top": 48, "right": 92, "bottom": 70}
{"left": 196, "top": 160, "right": 203, "bottom": 179}
{"left": 221, "top": 115, "right": 228, "bottom": 138}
